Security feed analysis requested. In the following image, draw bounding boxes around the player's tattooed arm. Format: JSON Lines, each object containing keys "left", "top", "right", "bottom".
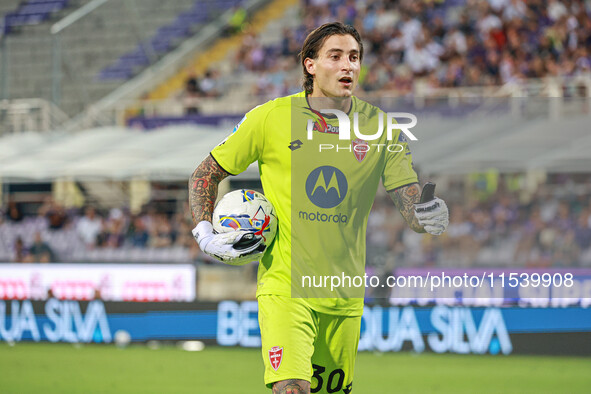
{"left": 388, "top": 183, "right": 426, "bottom": 233}
{"left": 272, "top": 379, "right": 311, "bottom": 394}
{"left": 188, "top": 154, "right": 230, "bottom": 224}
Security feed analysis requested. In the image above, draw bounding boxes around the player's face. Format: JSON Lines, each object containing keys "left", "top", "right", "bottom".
{"left": 306, "top": 34, "right": 361, "bottom": 98}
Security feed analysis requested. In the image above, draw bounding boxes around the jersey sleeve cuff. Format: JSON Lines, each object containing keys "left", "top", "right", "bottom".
{"left": 209, "top": 152, "right": 237, "bottom": 176}
{"left": 385, "top": 179, "right": 419, "bottom": 193}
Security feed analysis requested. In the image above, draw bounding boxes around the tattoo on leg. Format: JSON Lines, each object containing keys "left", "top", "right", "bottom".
{"left": 272, "top": 379, "right": 310, "bottom": 394}
{"left": 388, "top": 183, "right": 425, "bottom": 233}
{"left": 188, "top": 155, "right": 230, "bottom": 224}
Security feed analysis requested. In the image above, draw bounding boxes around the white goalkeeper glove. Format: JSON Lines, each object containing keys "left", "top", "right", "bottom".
{"left": 414, "top": 197, "right": 449, "bottom": 236}
{"left": 192, "top": 221, "right": 266, "bottom": 265}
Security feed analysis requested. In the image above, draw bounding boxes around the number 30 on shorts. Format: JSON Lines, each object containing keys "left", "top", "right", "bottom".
{"left": 311, "top": 364, "right": 352, "bottom": 393}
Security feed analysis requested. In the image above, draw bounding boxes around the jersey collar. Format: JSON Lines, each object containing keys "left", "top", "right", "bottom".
{"left": 303, "top": 91, "right": 356, "bottom": 119}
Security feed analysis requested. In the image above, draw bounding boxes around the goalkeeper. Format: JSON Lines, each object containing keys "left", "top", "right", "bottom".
{"left": 189, "top": 22, "right": 449, "bottom": 394}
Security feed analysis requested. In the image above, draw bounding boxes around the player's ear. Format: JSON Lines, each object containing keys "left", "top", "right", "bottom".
{"left": 304, "top": 57, "right": 316, "bottom": 76}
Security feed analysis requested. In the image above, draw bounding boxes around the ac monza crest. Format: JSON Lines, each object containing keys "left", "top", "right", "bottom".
{"left": 352, "top": 139, "right": 368, "bottom": 162}
{"left": 269, "top": 346, "right": 283, "bottom": 371}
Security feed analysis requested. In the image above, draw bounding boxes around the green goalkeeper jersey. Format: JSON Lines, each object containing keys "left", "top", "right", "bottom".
{"left": 211, "top": 91, "right": 418, "bottom": 316}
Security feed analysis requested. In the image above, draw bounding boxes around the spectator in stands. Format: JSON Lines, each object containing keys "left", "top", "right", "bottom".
{"left": 234, "top": 30, "right": 256, "bottom": 72}
{"left": 12, "top": 236, "right": 28, "bottom": 263}
{"left": 548, "top": 0, "right": 568, "bottom": 22}
{"left": 503, "top": 0, "right": 527, "bottom": 22}
{"left": 173, "top": 214, "right": 194, "bottom": 248}
{"left": 76, "top": 206, "right": 103, "bottom": 249}
{"left": 405, "top": 39, "right": 439, "bottom": 76}
{"left": 181, "top": 72, "right": 203, "bottom": 114}
{"left": 102, "top": 208, "right": 127, "bottom": 248}
{"left": 463, "top": 65, "right": 485, "bottom": 86}
{"left": 227, "top": 5, "right": 247, "bottom": 35}
{"left": 442, "top": 205, "right": 476, "bottom": 266}
{"left": 374, "top": 4, "right": 398, "bottom": 34}
{"left": 246, "top": 39, "right": 266, "bottom": 71}
{"left": 361, "top": 66, "right": 382, "bottom": 92}
{"left": 38, "top": 197, "right": 68, "bottom": 230}
{"left": 127, "top": 216, "right": 149, "bottom": 247}
{"left": 27, "top": 231, "right": 56, "bottom": 263}
{"left": 574, "top": 210, "right": 591, "bottom": 250}
{"left": 5, "top": 200, "right": 24, "bottom": 222}
{"left": 149, "top": 213, "right": 174, "bottom": 248}
{"left": 484, "top": 49, "right": 501, "bottom": 82}
{"left": 200, "top": 70, "right": 221, "bottom": 98}
{"left": 280, "top": 27, "right": 299, "bottom": 57}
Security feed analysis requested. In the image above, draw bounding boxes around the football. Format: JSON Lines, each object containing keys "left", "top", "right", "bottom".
{"left": 212, "top": 189, "right": 278, "bottom": 249}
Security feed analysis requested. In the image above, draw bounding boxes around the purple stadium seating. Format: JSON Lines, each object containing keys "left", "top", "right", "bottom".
{"left": 97, "top": 0, "right": 245, "bottom": 81}
{"left": 2, "top": 0, "right": 68, "bottom": 33}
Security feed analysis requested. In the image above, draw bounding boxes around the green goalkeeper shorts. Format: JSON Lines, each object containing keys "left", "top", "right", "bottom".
{"left": 258, "top": 294, "right": 361, "bottom": 393}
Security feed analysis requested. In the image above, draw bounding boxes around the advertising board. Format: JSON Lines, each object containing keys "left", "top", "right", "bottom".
{"left": 0, "top": 264, "right": 196, "bottom": 302}
{"left": 1, "top": 299, "right": 589, "bottom": 356}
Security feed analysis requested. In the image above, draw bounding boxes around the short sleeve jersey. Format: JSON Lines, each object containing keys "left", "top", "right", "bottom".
{"left": 211, "top": 91, "right": 417, "bottom": 316}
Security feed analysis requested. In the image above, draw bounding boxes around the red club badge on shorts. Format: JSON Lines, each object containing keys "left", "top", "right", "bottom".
{"left": 269, "top": 346, "right": 283, "bottom": 371}
{"left": 352, "top": 139, "right": 368, "bottom": 162}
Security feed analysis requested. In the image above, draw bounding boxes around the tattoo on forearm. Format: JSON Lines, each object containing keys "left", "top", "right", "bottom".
{"left": 273, "top": 380, "right": 310, "bottom": 394}
{"left": 188, "top": 155, "right": 230, "bottom": 224}
{"left": 388, "top": 183, "right": 426, "bottom": 233}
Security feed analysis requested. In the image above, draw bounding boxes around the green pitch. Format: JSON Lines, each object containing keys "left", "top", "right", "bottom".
{"left": 0, "top": 343, "right": 589, "bottom": 393}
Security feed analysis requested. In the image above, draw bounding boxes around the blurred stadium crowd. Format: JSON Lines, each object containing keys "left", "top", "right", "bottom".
{"left": 1, "top": 198, "right": 198, "bottom": 264}
{"left": 188, "top": 0, "right": 591, "bottom": 100}
{"left": 367, "top": 173, "right": 591, "bottom": 272}
{"left": 2, "top": 174, "right": 591, "bottom": 268}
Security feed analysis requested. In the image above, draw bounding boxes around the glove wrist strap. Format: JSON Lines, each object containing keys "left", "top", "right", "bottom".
{"left": 193, "top": 221, "right": 214, "bottom": 250}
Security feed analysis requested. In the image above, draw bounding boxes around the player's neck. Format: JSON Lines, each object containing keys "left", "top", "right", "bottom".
{"left": 306, "top": 92, "right": 352, "bottom": 114}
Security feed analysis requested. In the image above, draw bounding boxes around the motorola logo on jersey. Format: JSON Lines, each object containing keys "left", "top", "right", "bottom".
{"left": 305, "top": 166, "right": 348, "bottom": 209}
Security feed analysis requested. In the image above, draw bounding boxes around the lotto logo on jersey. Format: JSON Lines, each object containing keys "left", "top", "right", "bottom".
{"left": 269, "top": 346, "right": 283, "bottom": 371}
{"left": 242, "top": 190, "right": 255, "bottom": 202}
